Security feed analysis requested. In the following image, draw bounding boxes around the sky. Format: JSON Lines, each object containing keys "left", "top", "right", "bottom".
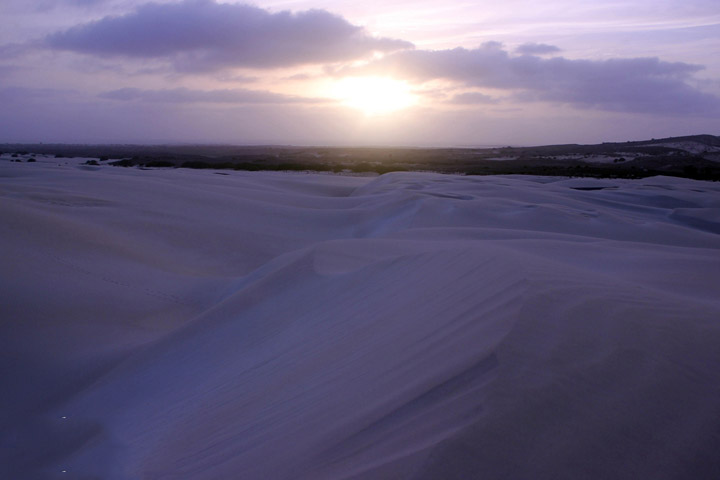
{"left": 1, "top": 0, "right": 719, "bottom": 146}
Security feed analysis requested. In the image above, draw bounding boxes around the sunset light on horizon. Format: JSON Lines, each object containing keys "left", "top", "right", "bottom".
{"left": 332, "top": 76, "right": 418, "bottom": 116}
{"left": 1, "top": 0, "right": 718, "bottom": 145}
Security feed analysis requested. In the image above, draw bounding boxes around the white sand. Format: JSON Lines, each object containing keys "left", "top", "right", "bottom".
{"left": 2, "top": 157, "right": 720, "bottom": 479}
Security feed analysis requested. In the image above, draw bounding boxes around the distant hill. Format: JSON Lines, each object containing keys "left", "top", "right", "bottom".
{"left": 2, "top": 134, "right": 719, "bottom": 180}
{"left": 628, "top": 134, "right": 720, "bottom": 148}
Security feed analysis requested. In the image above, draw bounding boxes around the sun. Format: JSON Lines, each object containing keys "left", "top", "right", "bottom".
{"left": 333, "top": 77, "right": 417, "bottom": 116}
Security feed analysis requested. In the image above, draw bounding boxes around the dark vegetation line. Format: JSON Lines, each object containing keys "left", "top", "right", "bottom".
{"left": 2, "top": 134, "right": 719, "bottom": 181}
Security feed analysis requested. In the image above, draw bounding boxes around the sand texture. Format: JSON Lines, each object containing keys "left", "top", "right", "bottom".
{"left": 2, "top": 157, "right": 720, "bottom": 479}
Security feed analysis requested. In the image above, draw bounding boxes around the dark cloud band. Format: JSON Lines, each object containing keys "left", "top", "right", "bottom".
{"left": 45, "top": 0, "right": 413, "bottom": 71}
{"left": 99, "top": 87, "right": 330, "bottom": 104}
{"left": 515, "top": 43, "right": 561, "bottom": 55}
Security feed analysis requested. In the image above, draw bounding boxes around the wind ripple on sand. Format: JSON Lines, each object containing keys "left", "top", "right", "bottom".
{"left": 2, "top": 164, "right": 720, "bottom": 479}
{"left": 59, "top": 243, "right": 529, "bottom": 479}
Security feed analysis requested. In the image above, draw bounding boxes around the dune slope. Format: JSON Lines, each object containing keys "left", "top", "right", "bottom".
{"left": 1, "top": 158, "right": 720, "bottom": 479}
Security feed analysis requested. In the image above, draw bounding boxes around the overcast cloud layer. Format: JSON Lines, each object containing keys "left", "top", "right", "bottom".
{"left": 45, "top": 0, "right": 413, "bottom": 70}
{"left": 0, "top": 0, "right": 718, "bottom": 145}
{"left": 343, "top": 43, "right": 720, "bottom": 115}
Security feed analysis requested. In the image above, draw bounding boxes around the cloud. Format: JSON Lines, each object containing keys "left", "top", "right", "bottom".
{"left": 0, "top": 42, "right": 33, "bottom": 59}
{"left": 0, "top": 65, "right": 19, "bottom": 78}
{"left": 44, "top": 0, "right": 413, "bottom": 71}
{"left": 341, "top": 43, "right": 720, "bottom": 115}
{"left": 52, "top": 0, "right": 109, "bottom": 6}
{"left": 0, "top": 86, "right": 78, "bottom": 102}
{"left": 447, "top": 92, "right": 497, "bottom": 104}
{"left": 514, "top": 43, "right": 561, "bottom": 56}
{"left": 286, "top": 73, "right": 313, "bottom": 81}
{"left": 214, "top": 73, "right": 258, "bottom": 84}
{"left": 1, "top": 0, "right": 109, "bottom": 13}
{"left": 98, "top": 87, "right": 330, "bottom": 104}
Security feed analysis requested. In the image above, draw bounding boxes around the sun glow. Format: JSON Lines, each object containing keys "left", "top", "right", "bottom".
{"left": 333, "top": 77, "right": 417, "bottom": 116}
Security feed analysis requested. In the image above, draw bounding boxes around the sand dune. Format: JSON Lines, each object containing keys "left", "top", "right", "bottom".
{"left": 2, "top": 157, "right": 720, "bottom": 479}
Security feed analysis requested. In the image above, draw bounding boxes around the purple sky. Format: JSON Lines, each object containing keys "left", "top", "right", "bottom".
{"left": 1, "top": 0, "right": 718, "bottom": 146}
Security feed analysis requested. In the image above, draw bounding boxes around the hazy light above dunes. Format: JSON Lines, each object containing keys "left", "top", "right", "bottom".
{"left": 333, "top": 76, "right": 418, "bottom": 116}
